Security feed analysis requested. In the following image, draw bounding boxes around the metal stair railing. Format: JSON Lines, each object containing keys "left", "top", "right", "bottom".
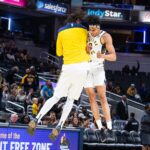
{"left": 106, "top": 91, "right": 145, "bottom": 110}
{"left": 6, "top": 101, "right": 25, "bottom": 114}
{"left": 27, "top": 105, "right": 32, "bottom": 116}
{"left": 40, "top": 52, "right": 61, "bottom": 68}
{"left": 38, "top": 73, "right": 59, "bottom": 78}
{"left": 38, "top": 72, "right": 58, "bottom": 82}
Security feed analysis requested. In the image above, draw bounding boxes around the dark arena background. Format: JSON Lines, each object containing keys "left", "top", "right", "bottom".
{"left": 0, "top": 0, "right": 150, "bottom": 150}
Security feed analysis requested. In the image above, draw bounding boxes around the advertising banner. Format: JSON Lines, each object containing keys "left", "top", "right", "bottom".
{"left": 0, "top": 126, "right": 82, "bottom": 150}
{"left": 0, "top": 0, "right": 26, "bottom": 7}
{"left": 139, "top": 11, "right": 150, "bottom": 23}
{"left": 83, "top": 7, "right": 130, "bottom": 21}
{"left": 36, "top": 0, "right": 69, "bottom": 15}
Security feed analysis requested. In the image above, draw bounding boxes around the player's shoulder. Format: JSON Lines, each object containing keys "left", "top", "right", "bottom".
{"left": 58, "top": 24, "right": 69, "bottom": 33}
{"left": 101, "top": 30, "right": 109, "bottom": 36}
{"left": 101, "top": 31, "right": 112, "bottom": 40}
{"left": 58, "top": 23, "right": 87, "bottom": 33}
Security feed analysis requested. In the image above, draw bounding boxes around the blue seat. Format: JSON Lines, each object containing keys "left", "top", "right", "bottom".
{"left": 121, "top": 130, "right": 133, "bottom": 144}
{"left": 113, "top": 120, "right": 127, "bottom": 130}
{"left": 113, "top": 130, "right": 122, "bottom": 143}
{"left": 130, "top": 131, "right": 141, "bottom": 144}
{"left": 83, "top": 129, "right": 88, "bottom": 143}
{"left": 85, "top": 128, "right": 99, "bottom": 143}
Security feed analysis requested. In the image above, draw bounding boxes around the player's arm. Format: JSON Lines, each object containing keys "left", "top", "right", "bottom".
{"left": 86, "top": 44, "right": 92, "bottom": 54}
{"left": 97, "top": 33, "right": 116, "bottom": 61}
{"left": 56, "top": 33, "right": 63, "bottom": 57}
{"left": 86, "top": 33, "right": 91, "bottom": 54}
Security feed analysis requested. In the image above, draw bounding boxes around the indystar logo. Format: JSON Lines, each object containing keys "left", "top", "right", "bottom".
{"left": 87, "top": 9, "right": 123, "bottom": 19}
{"left": 44, "top": 3, "right": 67, "bottom": 13}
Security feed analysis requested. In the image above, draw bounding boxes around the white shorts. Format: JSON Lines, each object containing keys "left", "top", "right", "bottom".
{"left": 54, "top": 62, "right": 89, "bottom": 100}
{"left": 84, "top": 62, "right": 106, "bottom": 88}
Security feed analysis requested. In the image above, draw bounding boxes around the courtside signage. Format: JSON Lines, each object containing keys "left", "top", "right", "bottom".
{"left": 0, "top": 0, "right": 26, "bottom": 7}
{"left": 139, "top": 11, "right": 150, "bottom": 23}
{"left": 85, "top": 8, "right": 129, "bottom": 21}
{"left": 36, "top": 0, "right": 68, "bottom": 15}
{"left": 0, "top": 126, "right": 81, "bottom": 150}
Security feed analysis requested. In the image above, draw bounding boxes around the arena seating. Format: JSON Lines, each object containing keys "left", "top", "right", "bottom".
{"left": 83, "top": 128, "right": 142, "bottom": 150}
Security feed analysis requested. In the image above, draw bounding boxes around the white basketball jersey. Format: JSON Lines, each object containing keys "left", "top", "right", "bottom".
{"left": 88, "top": 30, "right": 106, "bottom": 65}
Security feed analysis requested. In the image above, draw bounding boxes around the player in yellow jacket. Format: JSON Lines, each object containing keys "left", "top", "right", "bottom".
{"left": 27, "top": 9, "right": 90, "bottom": 140}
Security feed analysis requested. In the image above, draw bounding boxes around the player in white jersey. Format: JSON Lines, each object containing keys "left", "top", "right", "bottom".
{"left": 84, "top": 15, "right": 116, "bottom": 132}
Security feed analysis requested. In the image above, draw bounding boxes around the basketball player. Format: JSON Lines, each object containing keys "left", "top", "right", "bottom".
{"left": 84, "top": 15, "right": 116, "bottom": 131}
{"left": 27, "top": 9, "right": 90, "bottom": 140}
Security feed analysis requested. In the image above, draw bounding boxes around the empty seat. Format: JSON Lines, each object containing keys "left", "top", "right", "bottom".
{"left": 113, "top": 120, "right": 127, "bottom": 130}
{"left": 95, "top": 129, "right": 107, "bottom": 143}
{"left": 106, "top": 70, "right": 114, "bottom": 81}
{"left": 105, "top": 130, "right": 116, "bottom": 143}
{"left": 94, "top": 129, "right": 102, "bottom": 143}
{"left": 130, "top": 131, "right": 141, "bottom": 144}
{"left": 120, "top": 75, "right": 131, "bottom": 90}
{"left": 85, "top": 128, "right": 99, "bottom": 143}
{"left": 147, "top": 72, "right": 150, "bottom": 80}
{"left": 113, "top": 71, "right": 122, "bottom": 84}
{"left": 138, "top": 72, "right": 146, "bottom": 82}
{"left": 95, "top": 129, "right": 116, "bottom": 144}
{"left": 113, "top": 130, "right": 122, "bottom": 143}
{"left": 83, "top": 129, "right": 88, "bottom": 143}
{"left": 121, "top": 130, "right": 133, "bottom": 144}
{"left": 114, "top": 70, "right": 122, "bottom": 76}
{"left": 106, "top": 70, "right": 113, "bottom": 75}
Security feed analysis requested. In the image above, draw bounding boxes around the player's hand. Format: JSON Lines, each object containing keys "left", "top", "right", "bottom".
{"left": 86, "top": 44, "right": 92, "bottom": 54}
{"left": 97, "top": 51, "right": 105, "bottom": 59}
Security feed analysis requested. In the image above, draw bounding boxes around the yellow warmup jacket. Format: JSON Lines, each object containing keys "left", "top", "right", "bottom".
{"left": 56, "top": 23, "right": 90, "bottom": 64}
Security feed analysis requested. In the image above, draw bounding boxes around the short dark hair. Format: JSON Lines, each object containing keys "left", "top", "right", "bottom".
{"left": 66, "top": 9, "right": 85, "bottom": 23}
{"left": 85, "top": 15, "right": 101, "bottom": 26}
{"left": 130, "top": 112, "right": 135, "bottom": 118}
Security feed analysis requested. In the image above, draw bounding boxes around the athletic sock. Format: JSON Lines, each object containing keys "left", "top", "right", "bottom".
{"left": 96, "top": 119, "right": 103, "bottom": 130}
{"left": 107, "top": 121, "right": 112, "bottom": 130}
